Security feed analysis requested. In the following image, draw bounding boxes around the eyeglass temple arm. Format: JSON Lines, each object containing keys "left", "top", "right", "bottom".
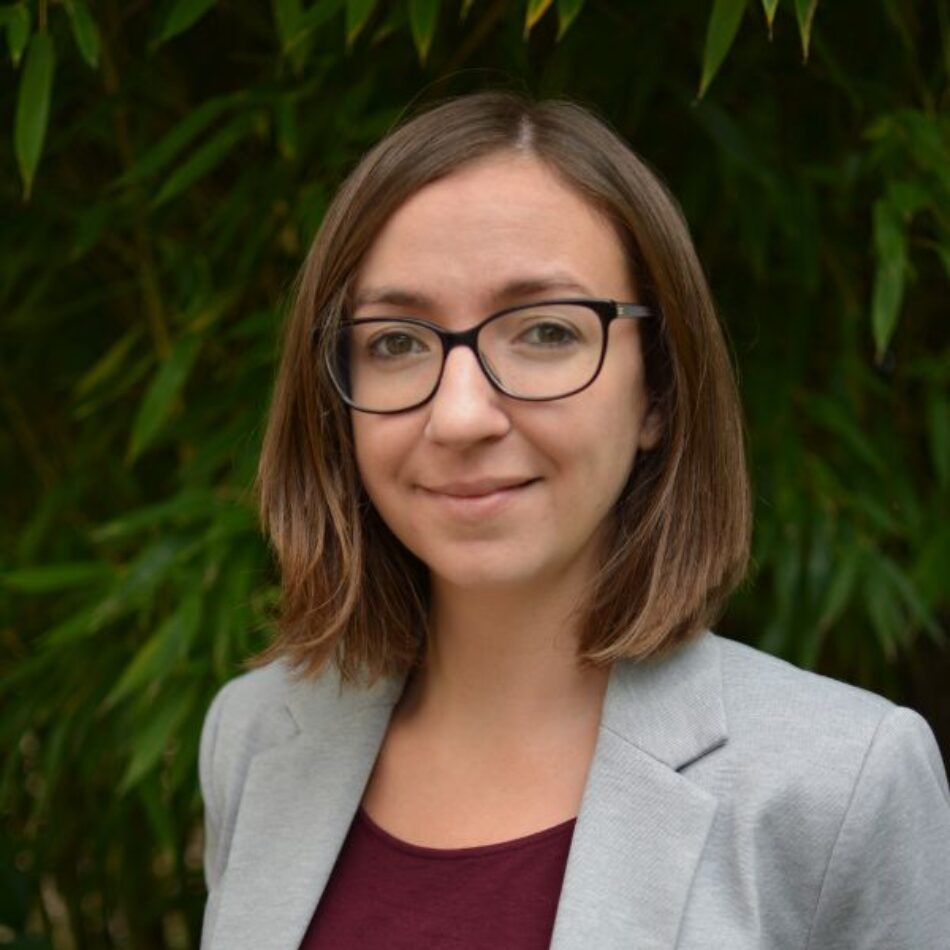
{"left": 615, "top": 303, "right": 653, "bottom": 319}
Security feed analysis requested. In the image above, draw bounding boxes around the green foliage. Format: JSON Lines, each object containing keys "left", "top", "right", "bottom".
{"left": 154, "top": 0, "right": 219, "bottom": 47}
{"left": 699, "top": 0, "right": 747, "bottom": 98}
{"left": 409, "top": 0, "right": 439, "bottom": 64}
{"left": 3, "top": 3, "right": 31, "bottom": 66}
{"left": 556, "top": 0, "right": 586, "bottom": 41}
{"left": 64, "top": 0, "right": 99, "bottom": 69}
{"left": 13, "top": 28, "right": 53, "bottom": 200}
{"left": 1, "top": 0, "right": 947, "bottom": 946}
{"left": 795, "top": 0, "right": 819, "bottom": 58}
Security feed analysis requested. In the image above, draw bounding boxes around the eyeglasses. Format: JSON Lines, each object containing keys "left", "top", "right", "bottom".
{"left": 323, "top": 298, "right": 653, "bottom": 414}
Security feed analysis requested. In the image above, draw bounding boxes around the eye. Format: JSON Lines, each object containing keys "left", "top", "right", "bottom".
{"left": 367, "top": 329, "right": 430, "bottom": 359}
{"left": 517, "top": 320, "right": 581, "bottom": 347}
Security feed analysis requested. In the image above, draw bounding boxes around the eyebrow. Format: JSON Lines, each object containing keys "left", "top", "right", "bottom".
{"left": 350, "top": 274, "right": 596, "bottom": 311}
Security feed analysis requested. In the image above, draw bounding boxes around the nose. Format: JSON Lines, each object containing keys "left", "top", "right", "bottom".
{"left": 423, "top": 345, "right": 512, "bottom": 446}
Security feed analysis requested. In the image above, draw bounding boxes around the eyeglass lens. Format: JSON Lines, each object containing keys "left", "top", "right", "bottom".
{"left": 333, "top": 303, "right": 605, "bottom": 412}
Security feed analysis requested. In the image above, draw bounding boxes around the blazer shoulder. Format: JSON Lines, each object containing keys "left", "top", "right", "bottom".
{"left": 200, "top": 658, "right": 353, "bottom": 764}
{"left": 198, "top": 660, "right": 345, "bottom": 819}
{"left": 707, "top": 634, "right": 948, "bottom": 846}
{"left": 199, "top": 657, "right": 405, "bottom": 815}
{"left": 713, "top": 633, "right": 895, "bottom": 749}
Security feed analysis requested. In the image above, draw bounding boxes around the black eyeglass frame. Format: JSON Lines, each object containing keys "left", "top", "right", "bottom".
{"left": 320, "top": 298, "right": 654, "bottom": 415}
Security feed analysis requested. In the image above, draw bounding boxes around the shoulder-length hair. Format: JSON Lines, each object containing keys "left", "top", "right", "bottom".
{"left": 253, "top": 91, "right": 752, "bottom": 685}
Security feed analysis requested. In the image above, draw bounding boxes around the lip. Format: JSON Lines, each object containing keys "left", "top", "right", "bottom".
{"left": 418, "top": 478, "right": 540, "bottom": 518}
{"left": 421, "top": 478, "right": 538, "bottom": 498}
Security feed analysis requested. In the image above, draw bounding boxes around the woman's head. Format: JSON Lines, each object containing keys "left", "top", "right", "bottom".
{"left": 256, "top": 92, "right": 752, "bottom": 684}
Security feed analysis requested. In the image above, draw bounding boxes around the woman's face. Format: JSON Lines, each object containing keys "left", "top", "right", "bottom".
{"left": 349, "top": 153, "right": 661, "bottom": 593}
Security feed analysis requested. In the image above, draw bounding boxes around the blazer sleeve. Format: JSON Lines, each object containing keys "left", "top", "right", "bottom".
{"left": 198, "top": 681, "right": 231, "bottom": 947}
{"left": 806, "top": 705, "right": 950, "bottom": 950}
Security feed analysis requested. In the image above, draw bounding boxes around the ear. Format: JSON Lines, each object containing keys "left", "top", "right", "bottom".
{"left": 637, "top": 403, "right": 663, "bottom": 451}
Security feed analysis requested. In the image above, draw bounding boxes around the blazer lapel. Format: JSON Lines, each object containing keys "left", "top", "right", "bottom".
{"left": 209, "top": 668, "right": 407, "bottom": 950}
{"left": 549, "top": 633, "right": 727, "bottom": 950}
{"left": 210, "top": 632, "right": 726, "bottom": 950}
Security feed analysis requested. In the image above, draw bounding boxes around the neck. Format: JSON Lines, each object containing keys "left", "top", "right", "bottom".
{"left": 396, "top": 568, "right": 611, "bottom": 749}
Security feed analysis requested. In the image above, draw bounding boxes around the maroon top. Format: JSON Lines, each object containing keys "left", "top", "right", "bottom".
{"left": 300, "top": 806, "right": 577, "bottom": 949}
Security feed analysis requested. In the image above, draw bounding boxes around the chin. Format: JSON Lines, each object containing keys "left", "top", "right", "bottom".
{"left": 421, "top": 545, "right": 562, "bottom": 594}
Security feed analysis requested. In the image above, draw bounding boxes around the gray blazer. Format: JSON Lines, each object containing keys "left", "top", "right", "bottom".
{"left": 198, "top": 632, "right": 950, "bottom": 949}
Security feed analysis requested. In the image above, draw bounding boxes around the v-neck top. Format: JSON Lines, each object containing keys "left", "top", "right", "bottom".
{"left": 299, "top": 806, "right": 577, "bottom": 949}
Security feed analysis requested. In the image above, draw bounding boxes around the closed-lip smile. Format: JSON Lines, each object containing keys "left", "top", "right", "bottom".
{"left": 421, "top": 478, "right": 538, "bottom": 498}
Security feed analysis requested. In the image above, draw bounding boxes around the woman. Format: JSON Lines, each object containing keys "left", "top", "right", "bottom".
{"left": 198, "top": 93, "right": 949, "bottom": 950}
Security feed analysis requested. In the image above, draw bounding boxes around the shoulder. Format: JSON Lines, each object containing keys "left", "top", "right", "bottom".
{"left": 688, "top": 634, "right": 949, "bottom": 944}
{"left": 200, "top": 660, "right": 337, "bottom": 758}
{"left": 198, "top": 661, "right": 337, "bottom": 826}
{"left": 714, "top": 632, "right": 894, "bottom": 746}
{"left": 198, "top": 659, "right": 404, "bottom": 821}
{"left": 707, "top": 631, "right": 946, "bottom": 791}
{"left": 708, "top": 635, "right": 947, "bottom": 893}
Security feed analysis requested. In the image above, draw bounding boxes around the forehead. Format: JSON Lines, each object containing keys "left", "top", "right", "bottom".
{"left": 352, "top": 154, "right": 634, "bottom": 314}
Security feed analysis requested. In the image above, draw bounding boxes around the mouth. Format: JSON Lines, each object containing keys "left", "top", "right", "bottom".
{"left": 421, "top": 478, "right": 540, "bottom": 499}
{"left": 417, "top": 478, "right": 541, "bottom": 517}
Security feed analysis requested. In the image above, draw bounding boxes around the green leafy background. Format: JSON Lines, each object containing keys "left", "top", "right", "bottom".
{"left": 1, "top": 0, "right": 948, "bottom": 946}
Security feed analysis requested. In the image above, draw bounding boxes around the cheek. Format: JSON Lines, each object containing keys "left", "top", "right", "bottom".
{"left": 351, "top": 419, "right": 389, "bottom": 502}
{"left": 351, "top": 416, "right": 415, "bottom": 507}
{"left": 564, "top": 404, "right": 646, "bottom": 529}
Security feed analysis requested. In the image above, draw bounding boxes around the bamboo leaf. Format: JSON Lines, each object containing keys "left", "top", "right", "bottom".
{"left": 64, "top": 0, "right": 99, "bottom": 68}
{"left": 74, "top": 328, "right": 143, "bottom": 398}
{"left": 128, "top": 334, "right": 203, "bottom": 461}
{"left": 345, "top": 0, "right": 376, "bottom": 46}
{"left": 113, "top": 93, "right": 244, "bottom": 188}
{"left": 139, "top": 780, "right": 178, "bottom": 854}
{"left": 794, "top": 0, "right": 818, "bottom": 60}
{"left": 817, "top": 543, "right": 861, "bottom": 632}
{"left": 888, "top": 180, "right": 928, "bottom": 216}
{"left": 5, "top": 2, "right": 29, "bottom": 65}
{"left": 119, "top": 685, "right": 198, "bottom": 792}
{"left": 914, "top": 526, "right": 950, "bottom": 607}
{"left": 878, "top": 555, "right": 943, "bottom": 642}
{"left": 89, "top": 539, "right": 186, "bottom": 632}
{"left": 851, "top": 493, "right": 901, "bottom": 534}
{"left": 556, "top": 0, "right": 585, "bottom": 40}
{"left": 760, "top": 0, "right": 778, "bottom": 34}
{"left": 14, "top": 31, "right": 55, "bottom": 201}
{"left": 409, "top": 0, "right": 439, "bottom": 64}
{"left": 761, "top": 528, "right": 801, "bottom": 654}
{"left": 151, "top": 113, "right": 257, "bottom": 208}
{"left": 698, "top": 0, "right": 746, "bottom": 99}
{"left": 864, "top": 565, "right": 903, "bottom": 659}
{"left": 524, "top": 0, "right": 554, "bottom": 36}
{"left": 90, "top": 490, "right": 219, "bottom": 542}
{"left": 274, "top": 97, "right": 298, "bottom": 160}
{"left": 273, "top": 0, "right": 303, "bottom": 42}
{"left": 286, "top": 0, "right": 344, "bottom": 52}
{"left": 104, "top": 590, "right": 203, "bottom": 709}
{"left": 802, "top": 394, "right": 887, "bottom": 475}
{"left": 871, "top": 197, "right": 907, "bottom": 361}
{"left": 1, "top": 562, "right": 113, "bottom": 593}
{"left": 928, "top": 394, "right": 950, "bottom": 489}
{"left": 460, "top": 0, "right": 477, "bottom": 21}
{"left": 901, "top": 112, "right": 950, "bottom": 195}
{"left": 154, "top": 0, "right": 217, "bottom": 46}
{"left": 69, "top": 199, "right": 113, "bottom": 259}
{"left": 273, "top": 0, "right": 303, "bottom": 48}
{"left": 39, "top": 604, "right": 99, "bottom": 648}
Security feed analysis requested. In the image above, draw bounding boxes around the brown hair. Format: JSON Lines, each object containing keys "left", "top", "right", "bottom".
{"left": 254, "top": 91, "right": 752, "bottom": 685}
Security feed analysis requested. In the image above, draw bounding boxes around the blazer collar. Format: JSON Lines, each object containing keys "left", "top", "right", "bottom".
{"left": 209, "top": 632, "right": 726, "bottom": 950}
{"left": 548, "top": 631, "right": 725, "bottom": 949}
{"left": 599, "top": 629, "right": 727, "bottom": 768}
